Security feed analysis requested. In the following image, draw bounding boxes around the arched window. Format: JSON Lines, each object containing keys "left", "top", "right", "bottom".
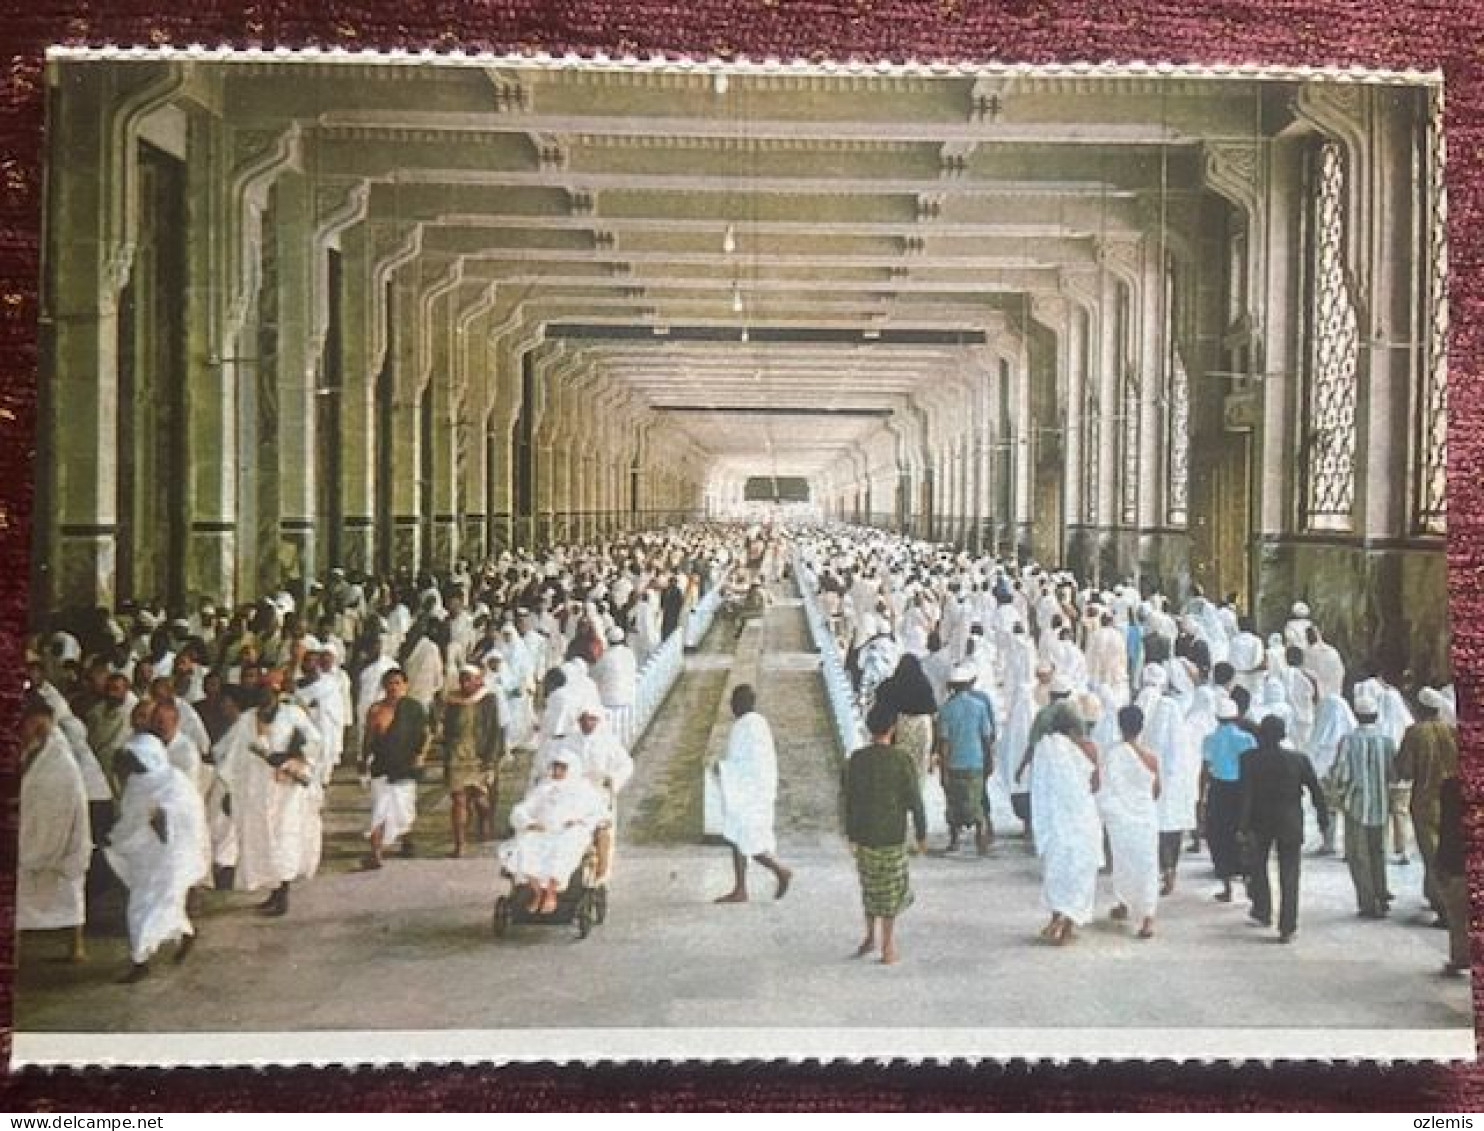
{"left": 1301, "top": 138, "right": 1360, "bottom": 531}
{"left": 1415, "top": 88, "right": 1448, "bottom": 535}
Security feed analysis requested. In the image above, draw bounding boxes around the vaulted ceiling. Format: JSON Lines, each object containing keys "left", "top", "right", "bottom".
{"left": 214, "top": 59, "right": 1288, "bottom": 480}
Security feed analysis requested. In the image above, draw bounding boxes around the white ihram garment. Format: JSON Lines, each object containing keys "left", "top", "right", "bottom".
{"left": 1139, "top": 690, "right": 1198, "bottom": 834}
{"left": 499, "top": 773, "right": 607, "bottom": 887}
{"left": 215, "top": 704, "right": 325, "bottom": 892}
{"left": 297, "top": 674, "right": 348, "bottom": 784}
{"left": 105, "top": 743, "right": 209, "bottom": 963}
{"left": 404, "top": 637, "right": 444, "bottom": 709}
{"left": 1098, "top": 740, "right": 1160, "bottom": 921}
{"left": 1309, "top": 694, "right": 1358, "bottom": 779}
{"left": 18, "top": 730, "right": 91, "bottom": 931}
{"left": 1085, "top": 626, "right": 1130, "bottom": 705}
{"left": 713, "top": 711, "right": 780, "bottom": 857}
{"left": 369, "top": 778, "right": 417, "bottom": 848}
{"left": 1030, "top": 733, "right": 1103, "bottom": 925}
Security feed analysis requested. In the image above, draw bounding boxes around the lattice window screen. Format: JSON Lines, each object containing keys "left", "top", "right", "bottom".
{"left": 1118, "top": 283, "right": 1140, "bottom": 526}
{"left": 1304, "top": 139, "right": 1359, "bottom": 530}
{"left": 1417, "top": 89, "right": 1448, "bottom": 535}
{"left": 1165, "top": 260, "right": 1189, "bottom": 527}
{"left": 1167, "top": 347, "right": 1190, "bottom": 527}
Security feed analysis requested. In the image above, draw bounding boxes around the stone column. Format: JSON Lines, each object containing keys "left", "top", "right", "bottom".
{"left": 388, "top": 266, "right": 425, "bottom": 573}
{"left": 339, "top": 222, "right": 420, "bottom": 575}
{"left": 42, "top": 64, "right": 182, "bottom": 610}
{"left": 270, "top": 171, "right": 318, "bottom": 588}
{"left": 425, "top": 267, "right": 466, "bottom": 573}
{"left": 182, "top": 108, "right": 238, "bottom": 607}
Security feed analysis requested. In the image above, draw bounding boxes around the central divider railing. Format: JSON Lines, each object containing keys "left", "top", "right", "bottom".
{"left": 615, "top": 580, "right": 724, "bottom": 749}
{"left": 793, "top": 552, "right": 866, "bottom": 756}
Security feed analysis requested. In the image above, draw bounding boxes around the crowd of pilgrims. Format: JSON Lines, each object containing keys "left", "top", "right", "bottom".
{"left": 799, "top": 526, "right": 1465, "bottom": 968}
{"left": 17, "top": 525, "right": 743, "bottom": 981}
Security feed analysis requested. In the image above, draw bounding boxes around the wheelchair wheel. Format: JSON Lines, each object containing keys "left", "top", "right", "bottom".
{"left": 492, "top": 895, "right": 511, "bottom": 938}
{"left": 594, "top": 885, "right": 609, "bottom": 925}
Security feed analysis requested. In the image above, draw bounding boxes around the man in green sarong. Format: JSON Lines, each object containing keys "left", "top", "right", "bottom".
{"left": 845, "top": 701, "right": 927, "bottom": 965}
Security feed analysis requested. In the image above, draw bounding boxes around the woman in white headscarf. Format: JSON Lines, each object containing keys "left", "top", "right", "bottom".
{"left": 1310, "top": 693, "right": 1358, "bottom": 855}
{"left": 18, "top": 697, "right": 92, "bottom": 963}
{"left": 1252, "top": 674, "right": 1297, "bottom": 732}
{"left": 1138, "top": 665, "right": 1197, "bottom": 895}
{"left": 105, "top": 732, "right": 209, "bottom": 982}
{"left": 1030, "top": 693, "right": 1104, "bottom": 945}
{"left": 499, "top": 750, "right": 607, "bottom": 914}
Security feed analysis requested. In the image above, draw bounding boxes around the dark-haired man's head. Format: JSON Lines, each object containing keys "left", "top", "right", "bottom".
{"left": 1258, "top": 715, "right": 1287, "bottom": 746}
{"left": 1117, "top": 704, "right": 1145, "bottom": 741}
{"left": 1213, "top": 661, "right": 1235, "bottom": 689}
{"left": 866, "top": 700, "right": 899, "bottom": 739}
{"left": 731, "top": 683, "right": 757, "bottom": 718}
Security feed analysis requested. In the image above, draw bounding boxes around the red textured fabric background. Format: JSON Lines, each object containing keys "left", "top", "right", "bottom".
{"left": 0, "top": 0, "right": 1480, "bottom": 1112}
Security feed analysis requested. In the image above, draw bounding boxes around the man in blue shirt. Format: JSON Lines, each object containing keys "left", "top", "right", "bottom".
{"left": 934, "top": 663, "right": 996, "bottom": 855}
{"left": 1203, "top": 697, "right": 1256, "bottom": 903}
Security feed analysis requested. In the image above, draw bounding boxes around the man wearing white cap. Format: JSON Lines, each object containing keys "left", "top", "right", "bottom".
{"left": 934, "top": 662, "right": 996, "bottom": 854}
{"left": 105, "top": 731, "right": 209, "bottom": 982}
{"left": 1397, "top": 687, "right": 1459, "bottom": 926}
{"left": 1283, "top": 601, "right": 1315, "bottom": 652}
{"left": 1327, "top": 694, "right": 1396, "bottom": 918}
{"left": 1203, "top": 696, "right": 1257, "bottom": 903}
{"left": 440, "top": 663, "right": 506, "bottom": 856}
{"left": 1354, "top": 669, "right": 1415, "bottom": 864}
{"left": 591, "top": 625, "right": 638, "bottom": 733}
{"left": 295, "top": 636, "right": 347, "bottom": 787}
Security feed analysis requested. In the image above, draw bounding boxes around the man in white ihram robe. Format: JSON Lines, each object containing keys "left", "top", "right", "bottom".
{"left": 710, "top": 684, "right": 793, "bottom": 902}
{"left": 1098, "top": 703, "right": 1161, "bottom": 939}
{"left": 18, "top": 699, "right": 92, "bottom": 962}
{"left": 105, "top": 732, "right": 209, "bottom": 981}
{"left": 1030, "top": 709, "right": 1103, "bottom": 943}
{"left": 499, "top": 750, "right": 608, "bottom": 913}
{"left": 1085, "top": 613, "right": 1131, "bottom": 707}
{"left": 214, "top": 683, "right": 325, "bottom": 917}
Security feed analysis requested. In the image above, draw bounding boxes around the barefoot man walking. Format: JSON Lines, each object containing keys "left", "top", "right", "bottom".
{"left": 845, "top": 701, "right": 927, "bottom": 964}
{"left": 710, "top": 684, "right": 793, "bottom": 903}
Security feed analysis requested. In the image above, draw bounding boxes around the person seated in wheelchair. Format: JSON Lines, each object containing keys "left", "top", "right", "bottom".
{"left": 563, "top": 707, "right": 634, "bottom": 881}
{"left": 497, "top": 750, "right": 607, "bottom": 915}
{"left": 721, "top": 567, "right": 752, "bottom": 614}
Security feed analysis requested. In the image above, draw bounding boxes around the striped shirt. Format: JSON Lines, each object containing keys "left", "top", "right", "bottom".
{"left": 1328, "top": 724, "right": 1396, "bottom": 827}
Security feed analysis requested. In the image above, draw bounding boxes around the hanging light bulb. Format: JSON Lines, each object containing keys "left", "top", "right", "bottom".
{"left": 740, "top": 325, "right": 749, "bottom": 343}
{"left": 723, "top": 224, "right": 736, "bottom": 254}
{"left": 732, "top": 284, "right": 744, "bottom": 313}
